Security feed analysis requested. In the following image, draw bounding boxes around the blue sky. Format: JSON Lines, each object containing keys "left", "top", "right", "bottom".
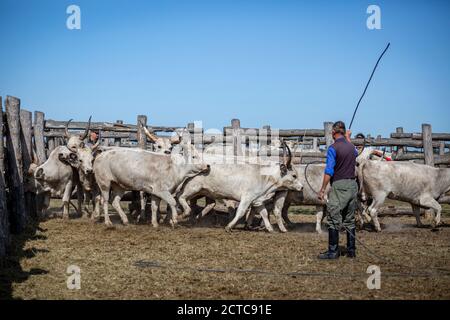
{"left": 1, "top": 0, "right": 449, "bottom": 136}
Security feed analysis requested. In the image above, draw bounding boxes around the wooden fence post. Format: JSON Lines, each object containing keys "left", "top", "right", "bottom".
{"left": 20, "top": 109, "right": 36, "bottom": 218}
{"left": 422, "top": 124, "right": 434, "bottom": 167}
{"left": 5, "top": 96, "right": 26, "bottom": 233}
{"left": 137, "top": 115, "right": 147, "bottom": 150}
{"left": 324, "top": 122, "right": 333, "bottom": 148}
{"left": 231, "top": 119, "right": 242, "bottom": 159}
{"left": 34, "top": 111, "right": 46, "bottom": 164}
{"left": 47, "top": 137, "right": 55, "bottom": 157}
{"left": 396, "top": 127, "right": 405, "bottom": 157}
{"left": 0, "top": 97, "right": 10, "bottom": 260}
{"left": 115, "top": 120, "right": 123, "bottom": 146}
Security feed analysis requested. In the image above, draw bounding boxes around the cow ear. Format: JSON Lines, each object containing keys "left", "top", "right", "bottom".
{"left": 280, "top": 164, "right": 287, "bottom": 176}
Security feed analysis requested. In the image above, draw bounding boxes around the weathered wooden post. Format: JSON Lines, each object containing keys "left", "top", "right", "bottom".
{"left": 422, "top": 124, "right": 434, "bottom": 221}
{"left": 324, "top": 121, "right": 333, "bottom": 148}
{"left": 231, "top": 119, "right": 242, "bottom": 159}
{"left": 0, "top": 97, "right": 10, "bottom": 259}
{"left": 136, "top": 115, "right": 147, "bottom": 217}
{"left": 137, "top": 115, "right": 147, "bottom": 150}
{"left": 396, "top": 127, "right": 405, "bottom": 157}
{"left": 5, "top": 96, "right": 26, "bottom": 233}
{"left": 422, "top": 124, "right": 434, "bottom": 167}
{"left": 439, "top": 141, "right": 445, "bottom": 168}
{"left": 312, "top": 137, "right": 319, "bottom": 152}
{"left": 20, "top": 109, "right": 37, "bottom": 218}
{"left": 115, "top": 120, "right": 123, "bottom": 146}
{"left": 47, "top": 137, "right": 55, "bottom": 157}
{"left": 34, "top": 111, "right": 47, "bottom": 164}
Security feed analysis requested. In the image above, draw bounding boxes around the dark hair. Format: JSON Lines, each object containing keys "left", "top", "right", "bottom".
{"left": 332, "top": 121, "right": 346, "bottom": 135}
{"left": 355, "top": 133, "right": 365, "bottom": 139}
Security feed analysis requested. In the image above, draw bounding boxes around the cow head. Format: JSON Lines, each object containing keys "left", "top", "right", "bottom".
{"left": 140, "top": 121, "right": 181, "bottom": 154}
{"left": 34, "top": 146, "right": 78, "bottom": 184}
{"left": 278, "top": 141, "right": 303, "bottom": 192}
{"left": 65, "top": 116, "right": 91, "bottom": 152}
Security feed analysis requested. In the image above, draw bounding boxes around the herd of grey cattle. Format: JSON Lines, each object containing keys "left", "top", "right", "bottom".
{"left": 26, "top": 119, "right": 450, "bottom": 233}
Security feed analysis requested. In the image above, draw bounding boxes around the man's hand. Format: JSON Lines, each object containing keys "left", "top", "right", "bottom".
{"left": 318, "top": 189, "right": 325, "bottom": 201}
{"left": 345, "top": 130, "right": 352, "bottom": 142}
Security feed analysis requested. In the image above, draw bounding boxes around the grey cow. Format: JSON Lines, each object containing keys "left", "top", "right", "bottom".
{"left": 93, "top": 148, "right": 210, "bottom": 227}
{"left": 274, "top": 163, "right": 329, "bottom": 233}
{"left": 33, "top": 146, "right": 80, "bottom": 219}
{"left": 178, "top": 146, "right": 304, "bottom": 232}
{"left": 357, "top": 159, "right": 450, "bottom": 231}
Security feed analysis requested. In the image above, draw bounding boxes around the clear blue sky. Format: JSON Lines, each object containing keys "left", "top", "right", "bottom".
{"left": 1, "top": 0, "right": 449, "bottom": 136}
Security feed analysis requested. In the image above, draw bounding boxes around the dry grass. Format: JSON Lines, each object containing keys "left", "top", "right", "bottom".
{"left": 1, "top": 200, "right": 450, "bottom": 300}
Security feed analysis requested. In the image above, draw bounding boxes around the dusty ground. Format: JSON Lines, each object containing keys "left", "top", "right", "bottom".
{"left": 1, "top": 200, "right": 450, "bottom": 300}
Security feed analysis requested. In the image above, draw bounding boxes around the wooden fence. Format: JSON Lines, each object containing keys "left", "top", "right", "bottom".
{"left": 1, "top": 94, "right": 449, "bottom": 260}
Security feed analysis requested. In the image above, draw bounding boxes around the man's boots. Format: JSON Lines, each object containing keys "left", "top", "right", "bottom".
{"left": 346, "top": 228, "right": 356, "bottom": 258}
{"left": 318, "top": 228, "right": 340, "bottom": 259}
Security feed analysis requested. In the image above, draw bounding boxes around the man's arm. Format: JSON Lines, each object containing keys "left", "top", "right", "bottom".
{"left": 318, "top": 146, "right": 336, "bottom": 200}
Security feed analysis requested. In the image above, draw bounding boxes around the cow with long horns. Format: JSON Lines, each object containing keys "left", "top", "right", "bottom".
{"left": 178, "top": 142, "right": 304, "bottom": 232}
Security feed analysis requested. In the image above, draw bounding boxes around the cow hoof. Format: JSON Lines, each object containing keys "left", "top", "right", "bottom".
{"left": 225, "top": 226, "right": 232, "bottom": 233}
{"left": 152, "top": 223, "right": 159, "bottom": 228}
{"left": 105, "top": 223, "right": 114, "bottom": 229}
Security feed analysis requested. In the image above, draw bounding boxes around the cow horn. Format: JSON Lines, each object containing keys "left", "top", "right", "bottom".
{"left": 80, "top": 116, "right": 92, "bottom": 140}
{"left": 286, "top": 143, "right": 292, "bottom": 169}
{"left": 65, "top": 119, "right": 73, "bottom": 138}
{"left": 282, "top": 140, "right": 292, "bottom": 170}
{"left": 140, "top": 121, "right": 159, "bottom": 142}
{"left": 170, "top": 130, "right": 182, "bottom": 144}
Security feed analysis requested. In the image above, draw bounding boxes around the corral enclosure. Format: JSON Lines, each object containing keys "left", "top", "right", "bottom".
{"left": 1, "top": 94, "right": 450, "bottom": 299}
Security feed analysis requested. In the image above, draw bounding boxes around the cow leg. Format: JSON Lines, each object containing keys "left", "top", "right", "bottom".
{"left": 97, "top": 182, "right": 113, "bottom": 227}
{"left": 281, "top": 200, "right": 294, "bottom": 227}
{"left": 199, "top": 199, "right": 216, "bottom": 220}
{"left": 255, "top": 205, "right": 274, "bottom": 233}
{"left": 179, "top": 185, "right": 202, "bottom": 219}
{"left": 366, "top": 192, "right": 386, "bottom": 232}
{"left": 92, "top": 194, "right": 101, "bottom": 220}
{"left": 62, "top": 180, "right": 73, "bottom": 219}
{"left": 419, "top": 195, "right": 442, "bottom": 228}
{"left": 411, "top": 204, "right": 424, "bottom": 227}
{"left": 225, "top": 198, "right": 252, "bottom": 232}
{"left": 152, "top": 191, "right": 178, "bottom": 227}
{"left": 178, "top": 193, "right": 192, "bottom": 220}
{"left": 273, "top": 191, "right": 288, "bottom": 233}
{"left": 315, "top": 205, "right": 324, "bottom": 234}
{"left": 77, "top": 182, "right": 84, "bottom": 217}
{"left": 110, "top": 189, "right": 129, "bottom": 225}
{"left": 139, "top": 191, "right": 147, "bottom": 222}
{"left": 150, "top": 195, "right": 160, "bottom": 228}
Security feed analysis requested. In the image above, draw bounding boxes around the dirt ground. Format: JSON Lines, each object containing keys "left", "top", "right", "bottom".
{"left": 1, "top": 200, "right": 450, "bottom": 300}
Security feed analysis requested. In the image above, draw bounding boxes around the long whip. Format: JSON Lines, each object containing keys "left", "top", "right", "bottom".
{"left": 349, "top": 42, "right": 390, "bottom": 130}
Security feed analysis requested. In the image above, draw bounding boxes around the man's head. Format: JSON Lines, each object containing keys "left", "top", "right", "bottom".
{"left": 90, "top": 131, "right": 99, "bottom": 143}
{"left": 332, "top": 121, "right": 346, "bottom": 140}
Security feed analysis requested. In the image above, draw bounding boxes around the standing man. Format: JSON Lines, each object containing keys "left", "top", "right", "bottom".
{"left": 318, "top": 121, "right": 358, "bottom": 259}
